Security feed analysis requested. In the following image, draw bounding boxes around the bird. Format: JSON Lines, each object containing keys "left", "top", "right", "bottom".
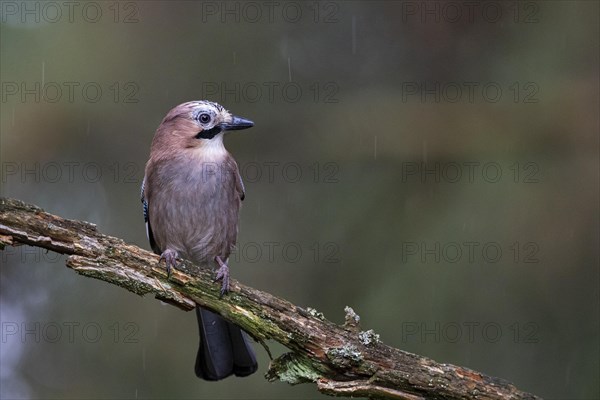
{"left": 141, "top": 100, "right": 258, "bottom": 380}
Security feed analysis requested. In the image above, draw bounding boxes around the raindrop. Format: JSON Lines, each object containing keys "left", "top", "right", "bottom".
{"left": 352, "top": 16, "right": 357, "bottom": 55}
{"left": 373, "top": 135, "right": 378, "bottom": 160}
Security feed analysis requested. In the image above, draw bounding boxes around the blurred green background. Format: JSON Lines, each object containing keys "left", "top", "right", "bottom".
{"left": 1, "top": 1, "right": 598, "bottom": 399}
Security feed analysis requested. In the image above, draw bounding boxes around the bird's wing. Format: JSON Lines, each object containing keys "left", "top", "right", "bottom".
{"left": 141, "top": 177, "right": 160, "bottom": 254}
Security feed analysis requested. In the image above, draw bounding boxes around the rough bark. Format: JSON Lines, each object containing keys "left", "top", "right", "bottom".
{"left": 0, "top": 197, "right": 541, "bottom": 400}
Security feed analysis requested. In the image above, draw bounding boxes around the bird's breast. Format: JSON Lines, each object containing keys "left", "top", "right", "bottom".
{"left": 148, "top": 157, "right": 241, "bottom": 265}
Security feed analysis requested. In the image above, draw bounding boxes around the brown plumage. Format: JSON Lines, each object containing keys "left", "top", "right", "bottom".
{"left": 142, "top": 100, "right": 257, "bottom": 380}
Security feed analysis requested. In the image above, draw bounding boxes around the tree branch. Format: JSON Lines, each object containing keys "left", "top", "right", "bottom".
{"left": 0, "top": 197, "right": 541, "bottom": 400}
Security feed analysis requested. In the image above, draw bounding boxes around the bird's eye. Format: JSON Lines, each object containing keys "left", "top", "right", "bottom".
{"left": 199, "top": 113, "right": 211, "bottom": 124}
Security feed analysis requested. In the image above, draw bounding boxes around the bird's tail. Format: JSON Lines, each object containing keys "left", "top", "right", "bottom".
{"left": 194, "top": 305, "right": 258, "bottom": 380}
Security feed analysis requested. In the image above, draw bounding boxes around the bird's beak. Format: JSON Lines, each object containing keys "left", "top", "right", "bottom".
{"left": 222, "top": 116, "right": 254, "bottom": 131}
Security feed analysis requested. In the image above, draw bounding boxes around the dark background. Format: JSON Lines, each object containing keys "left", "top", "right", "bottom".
{"left": 1, "top": 1, "right": 598, "bottom": 399}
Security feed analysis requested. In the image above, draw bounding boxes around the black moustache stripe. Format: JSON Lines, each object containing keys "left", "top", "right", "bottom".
{"left": 195, "top": 125, "right": 222, "bottom": 139}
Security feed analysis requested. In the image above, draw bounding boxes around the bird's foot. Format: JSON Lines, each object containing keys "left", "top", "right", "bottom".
{"left": 159, "top": 249, "right": 178, "bottom": 277}
{"left": 213, "top": 256, "right": 230, "bottom": 298}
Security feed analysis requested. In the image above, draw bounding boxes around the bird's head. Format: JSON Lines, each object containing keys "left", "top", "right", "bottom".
{"left": 151, "top": 100, "right": 253, "bottom": 157}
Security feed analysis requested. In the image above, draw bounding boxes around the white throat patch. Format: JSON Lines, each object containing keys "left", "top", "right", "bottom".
{"left": 196, "top": 133, "right": 227, "bottom": 161}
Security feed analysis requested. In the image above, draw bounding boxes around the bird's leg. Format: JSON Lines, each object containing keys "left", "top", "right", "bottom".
{"left": 214, "top": 256, "right": 230, "bottom": 297}
{"left": 159, "top": 248, "right": 178, "bottom": 277}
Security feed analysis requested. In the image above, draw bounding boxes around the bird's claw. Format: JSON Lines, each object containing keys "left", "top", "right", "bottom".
{"left": 159, "top": 249, "right": 178, "bottom": 277}
{"left": 214, "top": 257, "right": 230, "bottom": 298}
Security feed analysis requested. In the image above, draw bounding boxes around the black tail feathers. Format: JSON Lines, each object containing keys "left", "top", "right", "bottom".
{"left": 194, "top": 306, "right": 258, "bottom": 380}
